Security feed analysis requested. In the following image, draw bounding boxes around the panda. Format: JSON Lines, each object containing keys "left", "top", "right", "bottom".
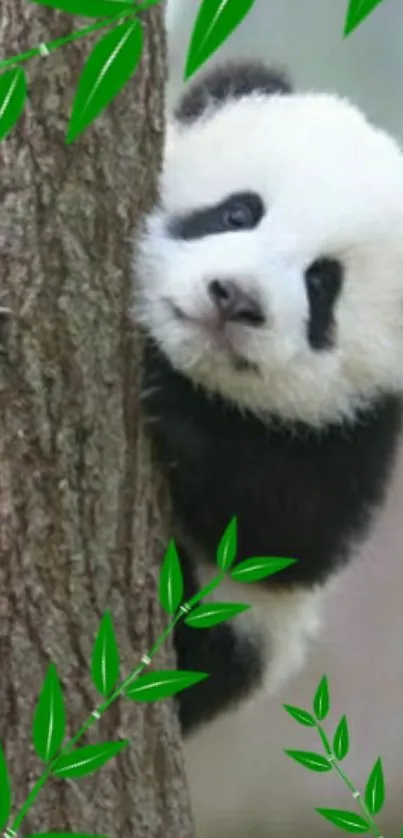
{"left": 133, "top": 59, "right": 403, "bottom": 738}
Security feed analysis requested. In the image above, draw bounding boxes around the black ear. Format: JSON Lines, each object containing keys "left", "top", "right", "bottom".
{"left": 174, "top": 59, "right": 293, "bottom": 125}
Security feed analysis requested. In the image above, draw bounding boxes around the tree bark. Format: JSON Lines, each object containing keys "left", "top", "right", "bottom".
{"left": 0, "top": 3, "right": 194, "bottom": 836}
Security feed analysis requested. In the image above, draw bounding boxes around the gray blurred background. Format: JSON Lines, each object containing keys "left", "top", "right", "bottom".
{"left": 165, "top": 2, "right": 403, "bottom": 835}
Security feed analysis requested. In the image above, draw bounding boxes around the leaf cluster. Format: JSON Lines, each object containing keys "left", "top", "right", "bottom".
{"left": 0, "top": 0, "right": 386, "bottom": 142}
{"left": 284, "top": 676, "right": 386, "bottom": 833}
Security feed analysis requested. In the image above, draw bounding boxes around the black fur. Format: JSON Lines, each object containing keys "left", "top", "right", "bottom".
{"left": 143, "top": 340, "right": 402, "bottom": 734}
{"left": 175, "top": 59, "right": 292, "bottom": 125}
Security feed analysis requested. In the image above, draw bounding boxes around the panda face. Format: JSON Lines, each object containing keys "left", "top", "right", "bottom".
{"left": 135, "top": 89, "right": 403, "bottom": 426}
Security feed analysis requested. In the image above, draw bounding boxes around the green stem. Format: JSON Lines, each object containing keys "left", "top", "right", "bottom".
{"left": 8, "top": 567, "right": 225, "bottom": 835}
{"left": 0, "top": 14, "right": 128, "bottom": 71}
{"left": 187, "top": 569, "right": 226, "bottom": 609}
{"left": 316, "top": 725, "right": 384, "bottom": 838}
{"left": 9, "top": 770, "right": 51, "bottom": 833}
{"left": 0, "top": 0, "right": 162, "bottom": 72}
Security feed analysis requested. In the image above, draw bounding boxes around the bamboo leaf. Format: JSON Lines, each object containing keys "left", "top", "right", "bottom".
{"left": 316, "top": 808, "right": 370, "bottom": 833}
{"left": 125, "top": 670, "right": 209, "bottom": 702}
{"left": 53, "top": 741, "right": 128, "bottom": 778}
{"left": 0, "top": 743, "right": 12, "bottom": 831}
{"left": 333, "top": 715, "right": 350, "bottom": 761}
{"left": 313, "top": 675, "right": 330, "bottom": 721}
{"left": 185, "top": 0, "right": 256, "bottom": 80}
{"left": 284, "top": 750, "right": 331, "bottom": 772}
{"left": 67, "top": 19, "right": 143, "bottom": 143}
{"left": 365, "top": 757, "right": 385, "bottom": 816}
{"left": 283, "top": 704, "right": 316, "bottom": 727}
{"left": 230, "top": 556, "right": 296, "bottom": 583}
{"left": 344, "top": 0, "right": 384, "bottom": 36}
{"left": 91, "top": 610, "right": 120, "bottom": 697}
{"left": 159, "top": 540, "right": 184, "bottom": 614}
{"left": 216, "top": 517, "right": 237, "bottom": 571}
{"left": 0, "top": 68, "right": 27, "bottom": 142}
{"left": 33, "top": 664, "right": 66, "bottom": 763}
{"left": 28, "top": 0, "right": 135, "bottom": 16}
{"left": 184, "top": 602, "right": 250, "bottom": 629}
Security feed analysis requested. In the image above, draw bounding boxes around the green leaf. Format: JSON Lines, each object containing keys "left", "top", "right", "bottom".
{"left": 365, "top": 757, "right": 385, "bottom": 816}
{"left": 230, "top": 556, "right": 296, "bottom": 583}
{"left": 28, "top": 834, "right": 110, "bottom": 837}
{"left": 283, "top": 704, "right": 316, "bottom": 727}
{"left": 316, "top": 808, "right": 370, "bottom": 833}
{"left": 344, "top": 0, "right": 384, "bottom": 36}
{"left": 216, "top": 517, "right": 237, "bottom": 571}
{"left": 159, "top": 540, "right": 184, "bottom": 614}
{"left": 0, "top": 68, "right": 27, "bottom": 142}
{"left": 185, "top": 0, "right": 256, "bottom": 80}
{"left": 33, "top": 664, "right": 66, "bottom": 763}
{"left": 333, "top": 715, "right": 350, "bottom": 761}
{"left": 284, "top": 750, "right": 331, "bottom": 772}
{"left": 53, "top": 741, "right": 128, "bottom": 778}
{"left": 184, "top": 602, "right": 250, "bottom": 629}
{"left": 0, "top": 743, "right": 12, "bottom": 831}
{"left": 91, "top": 610, "right": 120, "bottom": 697}
{"left": 28, "top": 0, "right": 136, "bottom": 16}
{"left": 66, "top": 19, "right": 143, "bottom": 143}
{"left": 313, "top": 675, "right": 330, "bottom": 721}
{"left": 125, "top": 670, "right": 209, "bottom": 702}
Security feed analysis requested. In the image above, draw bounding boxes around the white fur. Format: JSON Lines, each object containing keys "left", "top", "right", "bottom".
{"left": 135, "top": 89, "right": 403, "bottom": 426}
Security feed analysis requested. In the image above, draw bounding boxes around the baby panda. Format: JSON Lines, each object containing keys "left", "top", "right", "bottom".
{"left": 134, "top": 60, "right": 403, "bottom": 737}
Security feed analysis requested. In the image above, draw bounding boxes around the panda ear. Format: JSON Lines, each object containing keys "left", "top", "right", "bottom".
{"left": 174, "top": 60, "right": 293, "bottom": 125}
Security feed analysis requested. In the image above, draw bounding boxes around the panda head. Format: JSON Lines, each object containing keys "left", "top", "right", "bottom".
{"left": 135, "top": 60, "right": 403, "bottom": 426}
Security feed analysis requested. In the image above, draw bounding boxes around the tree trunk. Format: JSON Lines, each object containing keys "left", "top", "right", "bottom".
{"left": 0, "top": 3, "right": 194, "bottom": 836}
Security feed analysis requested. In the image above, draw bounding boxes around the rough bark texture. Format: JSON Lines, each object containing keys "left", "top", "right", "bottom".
{"left": 0, "top": 3, "right": 194, "bottom": 836}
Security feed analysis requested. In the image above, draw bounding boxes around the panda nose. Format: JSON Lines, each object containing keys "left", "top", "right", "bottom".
{"left": 207, "top": 279, "right": 265, "bottom": 326}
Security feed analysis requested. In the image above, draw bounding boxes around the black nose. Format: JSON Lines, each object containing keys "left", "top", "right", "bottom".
{"left": 208, "top": 279, "right": 265, "bottom": 326}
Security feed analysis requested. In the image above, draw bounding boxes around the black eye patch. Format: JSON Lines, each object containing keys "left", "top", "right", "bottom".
{"left": 304, "top": 257, "right": 344, "bottom": 351}
{"left": 167, "top": 191, "right": 265, "bottom": 241}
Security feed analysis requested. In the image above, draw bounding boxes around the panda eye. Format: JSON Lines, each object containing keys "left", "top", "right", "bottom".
{"left": 305, "top": 258, "right": 343, "bottom": 298}
{"left": 168, "top": 190, "right": 265, "bottom": 240}
{"left": 221, "top": 192, "right": 265, "bottom": 232}
{"left": 304, "top": 257, "right": 344, "bottom": 351}
{"left": 222, "top": 203, "right": 255, "bottom": 230}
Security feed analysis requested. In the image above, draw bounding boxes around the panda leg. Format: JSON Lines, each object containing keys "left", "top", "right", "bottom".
{"left": 173, "top": 546, "right": 264, "bottom": 737}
